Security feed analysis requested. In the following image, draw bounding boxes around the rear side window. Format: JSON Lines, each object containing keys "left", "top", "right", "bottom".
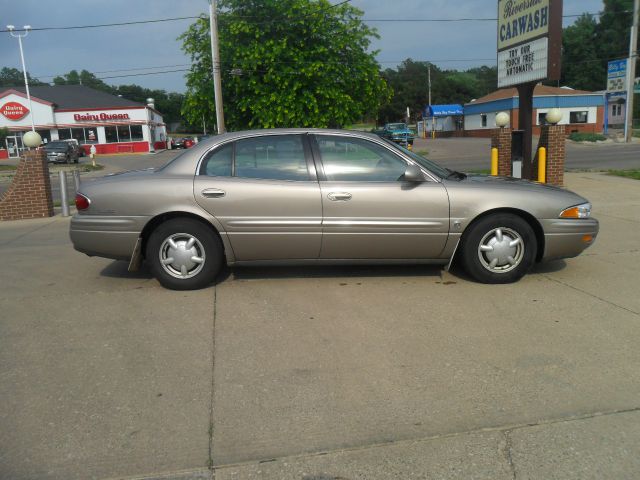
{"left": 201, "top": 143, "right": 232, "bottom": 177}
{"left": 200, "top": 135, "right": 310, "bottom": 181}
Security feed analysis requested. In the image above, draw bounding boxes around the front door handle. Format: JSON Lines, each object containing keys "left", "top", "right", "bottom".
{"left": 327, "top": 192, "right": 352, "bottom": 201}
{"left": 201, "top": 188, "right": 226, "bottom": 198}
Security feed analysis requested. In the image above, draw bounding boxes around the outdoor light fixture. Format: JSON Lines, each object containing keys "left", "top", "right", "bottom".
{"left": 22, "top": 130, "right": 42, "bottom": 148}
{"left": 495, "top": 111, "right": 510, "bottom": 128}
{"left": 546, "top": 108, "right": 562, "bottom": 125}
{"left": 6, "top": 24, "right": 36, "bottom": 133}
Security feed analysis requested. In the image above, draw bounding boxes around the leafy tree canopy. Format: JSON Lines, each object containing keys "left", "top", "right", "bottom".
{"left": 0, "top": 67, "right": 46, "bottom": 88}
{"left": 180, "top": 0, "right": 391, "bottom": 130}
{"left": 378, "top": 60, "right": 497, "bottom": 124}
{"left": 562, "top": 0, "right": 637, "bottom": 91}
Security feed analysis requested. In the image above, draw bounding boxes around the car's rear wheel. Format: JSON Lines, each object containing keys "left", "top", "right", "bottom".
{"left": 460, "top": 213, "right": 536, "bottom": 284}
{"left": 146, "top": 218, "right": 222, "bottom": 290}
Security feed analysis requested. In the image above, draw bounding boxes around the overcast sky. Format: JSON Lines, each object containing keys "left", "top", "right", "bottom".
{"left": 1, "top": 0, "right": 604, "bottom": 93}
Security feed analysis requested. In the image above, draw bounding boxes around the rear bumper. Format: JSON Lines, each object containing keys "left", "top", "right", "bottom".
{"left": 70, "top": 215, "right": 148, "bottom": 261}
{"left": 540, "top": 218, "right": 599, "bottom": 261}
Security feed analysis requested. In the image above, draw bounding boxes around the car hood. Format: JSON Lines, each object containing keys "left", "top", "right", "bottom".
{"left": 444, "top": 174, "right": 591, "bottom": 219}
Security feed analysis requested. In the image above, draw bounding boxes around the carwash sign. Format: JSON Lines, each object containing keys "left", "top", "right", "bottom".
{"left": 497, "top": 0, "right": 563, "bottom": 88}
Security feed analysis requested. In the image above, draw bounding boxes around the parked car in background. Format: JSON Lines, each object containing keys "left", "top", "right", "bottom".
{"left": 375, "top": 123, "right": 415, "bottom": 147}
{"left": 173, "top": 137, "right": 195, "bottom": 149}
{"left": 44, "top": 140, "right": 78, "bottom": 164}
{"left": 62, "top": 138, "right": 85, "bottom": 157}
{"left": 70, "top": 128, "right": 598, "bottom": 290}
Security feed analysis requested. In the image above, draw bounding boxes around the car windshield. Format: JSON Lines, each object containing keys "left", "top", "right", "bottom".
{"left": 381, "top": 138, "right": 450, "bottom": 179}
{"left": 44, "top": 142, "right": 68, "bottom": 150}
{"left": 387, "top": 123, "right": 406, "bottom": 131}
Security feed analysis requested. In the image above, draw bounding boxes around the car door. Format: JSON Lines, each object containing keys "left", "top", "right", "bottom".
{"left": 312, "top": 134, "right": 450, "bottom": 259}
{"left": 193, "top": 134, "right": 322, "bottom": 261}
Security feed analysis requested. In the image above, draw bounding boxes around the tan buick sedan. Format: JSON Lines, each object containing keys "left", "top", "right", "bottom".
{"left": 70, "top": 129, "right": 598, "bottom": 290}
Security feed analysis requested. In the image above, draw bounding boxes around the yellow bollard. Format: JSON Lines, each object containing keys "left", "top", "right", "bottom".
{"left": 538, "top": 147, "right": 546, "bottom": 183}
{"left": 491, "top": 148, "right": 498, "bottom": 176}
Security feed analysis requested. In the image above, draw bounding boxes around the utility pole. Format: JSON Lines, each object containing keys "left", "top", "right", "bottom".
{"left": 625, "top": 0, "right": 639, "bottom": 143}
{"left": 208, "top": 0, "right": 225, "bottom": 134}
{"left": 428, "top": 64, "right": 435, "bottom": 138}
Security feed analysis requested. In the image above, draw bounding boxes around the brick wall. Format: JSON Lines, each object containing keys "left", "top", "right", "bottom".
{"left": 536, "top": 124, "right": 566, "bottom": 186}
{"left": 0, "top": 150, "right": 54, "bottom": 221}
{"left": 491, "top": 128, "right": 512, "bottom": 177}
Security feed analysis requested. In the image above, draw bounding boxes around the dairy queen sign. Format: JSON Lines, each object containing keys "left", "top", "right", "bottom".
{"left": 1, "top": 101, "right": 30, "bottom": 121}
{"left": 497, "top": 0, "right": 563, "bottom": 88}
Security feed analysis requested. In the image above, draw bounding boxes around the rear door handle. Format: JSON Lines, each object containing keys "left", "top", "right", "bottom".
{"left": 201, "top": 188, "right": 226, "bottom": 198}
{"left": 327, "top": 192, "right": 352, "bottom": 201}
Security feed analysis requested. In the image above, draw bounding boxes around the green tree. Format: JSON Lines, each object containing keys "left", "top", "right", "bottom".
{"left": 0, "top": 67, "right": 46, "bottom": 87}
{"left": 114, "top": 84, "right": 185, "bottom": 125}
{"left": 378, "top": 60, "right": 498, "bottom": 124}
{"left": 179, "top": 0, "right": 391, "bottom": 130}
{"left": 53, "top": 69, "right": 114, "bottom": 94}
{"left": 561, "top": 14, "right": 602, "bottom": 90}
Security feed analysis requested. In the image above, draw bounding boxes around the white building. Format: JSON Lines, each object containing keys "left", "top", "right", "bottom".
{"left": 0, "top": 85, "right": 167, "bottom": 159}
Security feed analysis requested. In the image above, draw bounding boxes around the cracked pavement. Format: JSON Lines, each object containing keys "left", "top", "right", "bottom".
{"left": 1, "top": 172, "right": 639, "bottom": 479}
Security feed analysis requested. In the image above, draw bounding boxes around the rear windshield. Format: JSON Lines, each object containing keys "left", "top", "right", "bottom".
{"left": 45, "top": 142, "right": 68, "bottom": 149}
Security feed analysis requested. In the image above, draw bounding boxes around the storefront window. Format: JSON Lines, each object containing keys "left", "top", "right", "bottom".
{"left": 130, "top": 125, "right": 143, "bottom": 141}
{"left": 58, "top": 128, "right": 72, "bottom": 140}
{"left": 71, "top": 128, "right": 85, "bottom": 143}
{"left": 36, "top": 130, "right": 51, "bottom": 143}
{"left": 117, "top": 125, "right": 131, "bottom": 142}
{"left": 105, "top": 126, "right": 118, "bottom": 143}
{"left": 84, "top": 128, "right": 98, "bottom": 143}
{"left": 570, "top": 111, "right": 588, "bottom": 124}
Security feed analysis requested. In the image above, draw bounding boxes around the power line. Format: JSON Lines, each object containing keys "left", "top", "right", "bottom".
{"left": 1, "top": 8, "right": 628, "bottom": 33}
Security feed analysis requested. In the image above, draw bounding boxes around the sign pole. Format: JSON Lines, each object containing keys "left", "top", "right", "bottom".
{"left": 624, "top": 0, "right": 639, "bottom": 143}
{"left": 517, "top": 82, "right": 536, "bottom": 179}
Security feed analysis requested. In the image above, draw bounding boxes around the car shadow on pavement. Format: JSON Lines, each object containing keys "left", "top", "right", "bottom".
{"left": 100, "top": 260, "right": 154, "bottom": 279}
{"left": 530, "top": 260, "right": 568, "bottom": 275}
{"left": 225, "top": 264, "right": 443, "bottom": 282}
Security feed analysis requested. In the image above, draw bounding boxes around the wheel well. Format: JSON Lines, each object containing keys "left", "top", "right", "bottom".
{"left": 139, "top": 212, "right": 223, "bottom": 259}
{"left": 459, "top": 208, "right": 545, "bottom": 263}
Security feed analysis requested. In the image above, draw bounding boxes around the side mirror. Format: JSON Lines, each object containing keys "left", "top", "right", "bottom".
{"left": 403, "top": 164, "right": 425, "bottom": 182}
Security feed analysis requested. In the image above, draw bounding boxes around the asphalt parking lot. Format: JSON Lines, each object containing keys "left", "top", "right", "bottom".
{"left": 1, "top": 171, "right": 640, "bottom": 479}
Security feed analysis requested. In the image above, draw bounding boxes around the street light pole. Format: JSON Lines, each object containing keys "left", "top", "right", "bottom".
{"left": 624, "top": 0, "right": 639, "bottom": 143}
{"left": 7, "top": 25, "right": 36, "bottom": 133}
{"left": 208, "top": 0, "right": 225, "bottom": 134}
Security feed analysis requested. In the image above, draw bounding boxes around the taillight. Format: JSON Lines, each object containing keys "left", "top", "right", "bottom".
{"left": 75, "top": 193, "right": 90, "bottom": 211}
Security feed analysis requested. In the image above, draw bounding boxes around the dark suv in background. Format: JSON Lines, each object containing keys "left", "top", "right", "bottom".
{"left": 44, "top": 141, "right": 79, "bottom": 164}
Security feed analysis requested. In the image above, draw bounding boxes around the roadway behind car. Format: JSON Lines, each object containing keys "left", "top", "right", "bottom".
{"left": 1, "top": 171, "right": 639, "bottom": 479}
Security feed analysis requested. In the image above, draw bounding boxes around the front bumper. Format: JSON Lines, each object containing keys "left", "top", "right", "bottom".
{"left": 540, "top": 218, "right": 599, "bottom": 261}
{"left": 70, "top": 215, "right": 148, "bottom": 261}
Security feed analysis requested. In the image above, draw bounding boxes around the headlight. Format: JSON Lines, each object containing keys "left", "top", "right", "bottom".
{"left": 559, "top": 202, "right": 591, "bottom": 219}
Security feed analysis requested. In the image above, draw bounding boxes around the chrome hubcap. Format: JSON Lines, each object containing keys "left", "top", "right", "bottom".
{"left": 159, "top": 233, "right": 206, "bottom": 279}
{"left": 477, "top": 227, "right": 524, "bottom": 274}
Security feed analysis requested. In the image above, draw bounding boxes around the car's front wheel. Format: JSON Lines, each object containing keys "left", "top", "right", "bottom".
{"left": 460, "top": 213, "right": 536, "bottom": 284}
{"left": 146, "top": 218, "right": 223, "bottom": 290}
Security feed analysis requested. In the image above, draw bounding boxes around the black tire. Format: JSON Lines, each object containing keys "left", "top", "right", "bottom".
{"left": 146, "top": 218, "right": 223, "bottom": 290}
{"left": 460, "top": 213, "right": 536, "bottom": 284}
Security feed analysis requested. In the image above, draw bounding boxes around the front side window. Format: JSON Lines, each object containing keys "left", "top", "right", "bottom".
{"left": 235, "top": 135, "right": 309, "bottom": 181}
{"left": 570, "top": 111, "right": 588, "bottom": 124}
{"left": 316, "top": 135, "right": 408, "bottom": 182}
{"left": 481, "top": 114, "right": 487, "bottom": 127}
